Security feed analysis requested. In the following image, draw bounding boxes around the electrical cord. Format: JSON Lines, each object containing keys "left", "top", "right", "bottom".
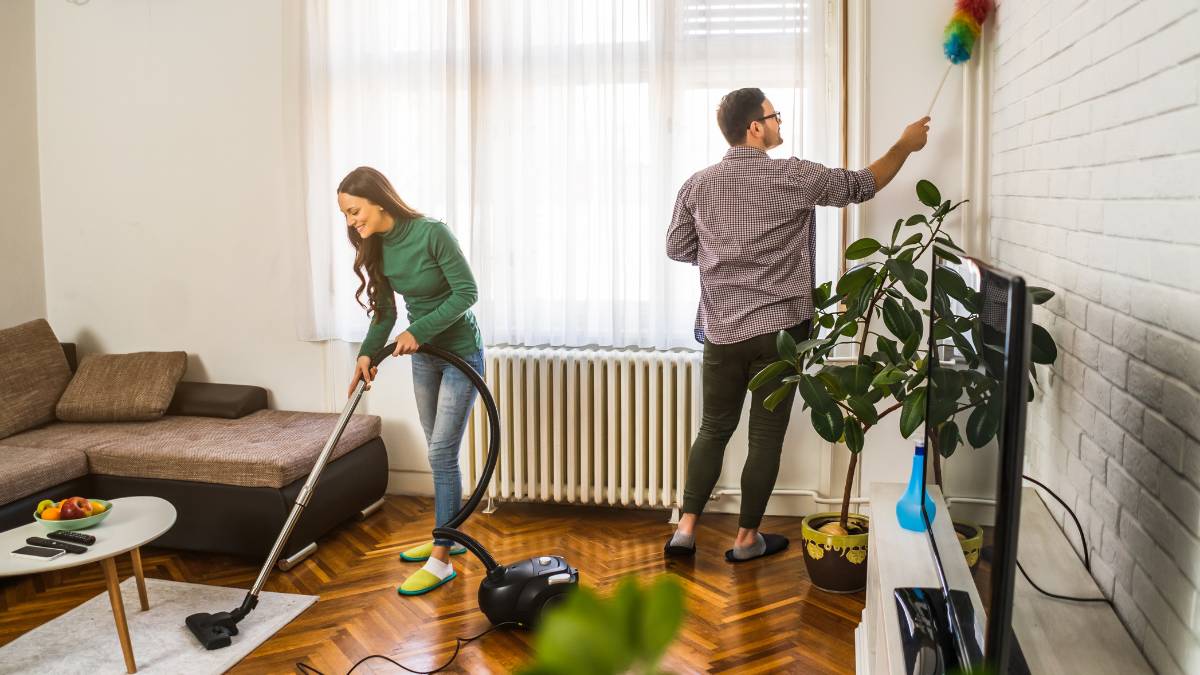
{"left": 1022, "top": 474, "right": 1089, "bottom": 571}
{"left": 1015, "top": 559, "right": 1107, "bottom": 603}
{"left": 1017, "top": 474, "right": 1109, "bottom": 604}
{"left": 294, "top": 622, "right": 519, "bottom": 675}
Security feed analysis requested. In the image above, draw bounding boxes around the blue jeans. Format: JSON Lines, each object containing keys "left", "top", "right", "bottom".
{"left": 411, "top": 348, "right": 485, "bottom": 548}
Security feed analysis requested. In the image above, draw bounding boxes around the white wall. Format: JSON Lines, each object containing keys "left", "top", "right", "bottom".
{"left": 855, "top": 0, "right": 972, "bottom": 497}
{"left": 32, "top": 0, "right": 469, "bottom": 497}
{"left": 0, "top": 0, "right": 46, "bottom": 328}
{"left": 35, "top": 0, "right": 330, "bottom": 410}
{"left": 990, "top": 0, "right": 1200, "bottom": 673}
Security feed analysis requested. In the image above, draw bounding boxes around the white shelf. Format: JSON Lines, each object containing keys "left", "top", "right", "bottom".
{"left": 860, "top": 483, "right": 985, "bottom": 675}
{"left": 857, "top": 483, "right": 1153, "bottom": 675}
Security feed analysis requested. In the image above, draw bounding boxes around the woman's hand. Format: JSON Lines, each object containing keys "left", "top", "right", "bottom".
{"left": 348, "top": 355, "right": 377, "bottom": 397}
{"left": 392, "top": 331, "right": 420, "bottom": 356}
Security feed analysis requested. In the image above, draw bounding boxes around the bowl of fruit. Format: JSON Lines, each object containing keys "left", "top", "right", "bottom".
{"left": 34, "top": 497, "right": 113, "bottom": 531}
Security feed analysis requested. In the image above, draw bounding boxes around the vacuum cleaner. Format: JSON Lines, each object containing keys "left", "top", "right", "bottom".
{"left": 186, "top": 342, "right": 579, "bottom": 650}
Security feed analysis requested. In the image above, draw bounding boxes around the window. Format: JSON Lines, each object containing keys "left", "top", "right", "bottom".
{"left": 300, "top": 0, "right": 839, "bottom": 350}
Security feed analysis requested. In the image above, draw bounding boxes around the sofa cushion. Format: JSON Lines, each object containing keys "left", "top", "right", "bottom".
{"left": 0, "top": 319, "right": 73, "bottom": 440}
{"left": 167, "top": 382, "right": 268, "bottom": 419}
{"left": 3, "top": 410, "right": 382, "bottom": 489}
{"left": 0, "top": 445, "right": 90, "bottom": 504}
{"left": 56, "top": 351, "right": 187, "bottom": 422}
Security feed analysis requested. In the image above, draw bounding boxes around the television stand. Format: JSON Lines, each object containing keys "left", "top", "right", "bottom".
{"left": 1006, "top": 487, "right": 1151, "bottom": 674}
{"left": 857, "top": 483, "right": 1152, "bottom": 674}
{"left": 1007, "top": 630, "right": 1031, "bottom": 675}
{"left": 858, "top": 484, "right": 987, "bottom": 674}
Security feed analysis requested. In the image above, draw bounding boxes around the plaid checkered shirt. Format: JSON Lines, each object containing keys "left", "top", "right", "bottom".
{"left": 667, "top": 146, "right": 878, "bottom": 345}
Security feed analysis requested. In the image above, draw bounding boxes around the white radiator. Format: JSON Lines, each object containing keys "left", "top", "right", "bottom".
{"left": 464, "top": 346, "right": 703, "bottom": 509}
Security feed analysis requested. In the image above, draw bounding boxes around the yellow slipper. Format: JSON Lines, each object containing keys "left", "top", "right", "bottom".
{"left": 398, "top": 568, "right": 457, "bottom": 596}
{"left": 399, "top": 541, "right": 468, "bottom": 562}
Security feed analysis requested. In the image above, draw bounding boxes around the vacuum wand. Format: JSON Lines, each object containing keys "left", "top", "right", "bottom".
{"left": 186, "top": 378, "right": 370, "bottom": 650}
{"left": 249, "top": 381, "right": 368, "bottom": 597}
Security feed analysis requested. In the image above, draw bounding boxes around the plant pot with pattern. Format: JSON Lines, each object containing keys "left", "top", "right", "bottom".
{"left": 955, "top": 521, "right": 983, "bottom": 569}
{"left": 801, "top": 512, "right": 870, "bottom": 592}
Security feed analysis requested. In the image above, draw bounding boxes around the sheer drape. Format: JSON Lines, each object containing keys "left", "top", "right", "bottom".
{"left": 300, "top": 0, "right": 833, "bottom": 350}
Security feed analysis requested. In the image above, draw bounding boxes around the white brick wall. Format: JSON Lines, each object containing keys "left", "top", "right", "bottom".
{"left": 989, "top": 0, "right": 1200, "bottom": 672}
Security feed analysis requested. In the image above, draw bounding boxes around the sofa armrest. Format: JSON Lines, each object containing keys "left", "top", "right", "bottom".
{"left": 167, "top": 382, "right": 268, "bottom": 419}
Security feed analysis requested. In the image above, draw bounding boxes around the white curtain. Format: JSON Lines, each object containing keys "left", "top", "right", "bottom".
{"left": 300, "top": 0, "right": 834, "bottom": 350}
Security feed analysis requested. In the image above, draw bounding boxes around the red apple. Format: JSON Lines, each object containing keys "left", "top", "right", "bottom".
{"left": 59, "top": 500, "right": 85, "bottom": 520}
{"left": 67, "top": 497, "right": 93, "bottom": 517}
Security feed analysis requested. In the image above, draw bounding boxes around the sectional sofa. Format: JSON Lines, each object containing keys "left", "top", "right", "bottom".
{"left": 0, "top": 319, "right": 388, "bottom": 568}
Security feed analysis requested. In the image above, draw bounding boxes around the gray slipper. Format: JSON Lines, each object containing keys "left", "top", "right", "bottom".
{"left": 725, "top": 533, "right": 789, "bottom": 563}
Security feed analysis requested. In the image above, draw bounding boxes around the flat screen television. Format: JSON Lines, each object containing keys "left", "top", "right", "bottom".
{"left": 902, "top": 251, "right": 1032, "bottom": 674}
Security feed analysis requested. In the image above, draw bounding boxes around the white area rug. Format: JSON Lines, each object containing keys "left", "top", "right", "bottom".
{"left": 0, "top": 578, "right": 316, "bottom": 674}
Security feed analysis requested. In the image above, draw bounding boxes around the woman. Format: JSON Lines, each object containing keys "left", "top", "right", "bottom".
{"left": 339, "top": 166, "right": 483, "bottom": 596}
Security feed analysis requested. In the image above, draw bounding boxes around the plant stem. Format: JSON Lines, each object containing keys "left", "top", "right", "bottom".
{"left": 857, "top": 290, "right": 882, "bottom": 360}
{"left": 932, "top": 444, "right": 943, "bottom": 488}
{"left": 840, "top": 451, "right": 859, "bottom": 530}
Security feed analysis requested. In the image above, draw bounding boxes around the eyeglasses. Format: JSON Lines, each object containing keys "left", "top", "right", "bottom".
{"left": 752, "top": 112, "right": 782, "bottom": 126}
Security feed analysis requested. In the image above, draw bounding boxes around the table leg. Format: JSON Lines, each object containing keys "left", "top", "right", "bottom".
{"left": 101, "top": 557, "right": 137, "bottom": 674}
{"left": 130, "top": 548, "right": 149, "bottom": 611}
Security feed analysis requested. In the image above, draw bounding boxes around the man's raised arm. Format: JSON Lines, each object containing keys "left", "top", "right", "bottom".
{"left": 867, "top": 116, "right": 931, "bottom": 192}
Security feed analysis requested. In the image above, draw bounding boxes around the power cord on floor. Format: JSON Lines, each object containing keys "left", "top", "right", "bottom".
{"left": 294, "top": 622, "right": 519, "bottom": 675}
{"left": 1018, "top": 474, "right": 1109, "bottom": 604}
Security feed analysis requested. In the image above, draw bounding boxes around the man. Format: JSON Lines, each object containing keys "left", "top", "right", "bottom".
{"left": 665, "top": 87, "right": 929, "bottom": 562}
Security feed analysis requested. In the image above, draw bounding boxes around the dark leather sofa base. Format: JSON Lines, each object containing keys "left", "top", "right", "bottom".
{"left": 0, "top": 475, "right": 93, "bottom": 533}
{"left": 93, "top": 436, "right": 388, "bottom": 559}
{"left": 0, "top": 438, "right": 388, "bottom": 560}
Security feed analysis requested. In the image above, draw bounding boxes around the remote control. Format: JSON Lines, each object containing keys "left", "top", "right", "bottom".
{"left": 47, "top": 530, "right": 96, "bottom": 546}
{"left": 26, "top": 536, "right": 88, "bottom": 554}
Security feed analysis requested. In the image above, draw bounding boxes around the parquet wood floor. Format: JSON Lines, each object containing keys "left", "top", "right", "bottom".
{"left": 0, "top": 497, "right": 864, "bottom": 673}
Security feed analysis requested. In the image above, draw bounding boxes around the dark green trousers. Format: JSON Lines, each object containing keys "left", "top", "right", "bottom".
{"left": 681, "top": 321, "right": 810, "bottom": 529}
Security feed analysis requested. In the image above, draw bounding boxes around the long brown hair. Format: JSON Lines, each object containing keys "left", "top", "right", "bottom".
{"left": 337, "top": 167, "right": 422, "bottom": 323}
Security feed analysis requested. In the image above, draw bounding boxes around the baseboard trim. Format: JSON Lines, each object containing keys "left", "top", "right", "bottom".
{"left": 387, "top": 469, "right": 434, "bottom": 496}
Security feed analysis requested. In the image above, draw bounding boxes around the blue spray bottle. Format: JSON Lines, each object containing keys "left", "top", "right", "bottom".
{"left": 896, "top": 440, "right": 936, "bottom": 532}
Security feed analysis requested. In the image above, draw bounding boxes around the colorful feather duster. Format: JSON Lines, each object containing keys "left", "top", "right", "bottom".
{"left": 928, "top": 0, "right": 994, "bottom": 115}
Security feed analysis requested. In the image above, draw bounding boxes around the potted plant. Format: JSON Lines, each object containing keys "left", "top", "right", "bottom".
{"left": 925, "top": 243, "right": 1057, "bottom": 569}
{"left": 749, "top": 179, "right": 1058, "bottom": 592}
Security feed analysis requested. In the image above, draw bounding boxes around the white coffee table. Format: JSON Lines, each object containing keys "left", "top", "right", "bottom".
{"left": 0, "top": 496, "right": 177, "bottom": 673}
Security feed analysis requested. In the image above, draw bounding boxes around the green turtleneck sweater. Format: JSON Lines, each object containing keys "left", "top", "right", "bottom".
{"left": 358, "top": 217, "right": 482, "bottom": 360}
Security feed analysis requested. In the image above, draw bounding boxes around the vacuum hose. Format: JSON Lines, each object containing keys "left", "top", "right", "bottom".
{"left": 187, "top": 342, "right": 504, "bottom": 649}
{"left": 369, "top": 343, "right": 503, "bottom": 572}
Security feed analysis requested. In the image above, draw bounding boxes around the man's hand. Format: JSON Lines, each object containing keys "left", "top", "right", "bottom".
{"left": 867, "top": 117, "right": 932, "bottom": 192}
{"left": 897, "top": 116, "right": 931, "bottom": 153}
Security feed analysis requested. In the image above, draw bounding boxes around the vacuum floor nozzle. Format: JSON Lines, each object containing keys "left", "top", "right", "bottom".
{"left": 185, "top": 611, "right": 240, "bottom": 650}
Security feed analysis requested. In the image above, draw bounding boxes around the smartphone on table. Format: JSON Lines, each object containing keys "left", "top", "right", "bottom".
{"left": 10, "top": 545, "right": 66, "bottom": 561}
